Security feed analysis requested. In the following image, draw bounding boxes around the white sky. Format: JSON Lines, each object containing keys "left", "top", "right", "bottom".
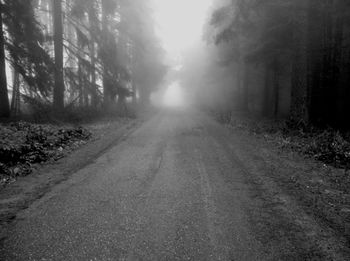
{"left": 152, "top": 0, "right": 212, "bottom": 62}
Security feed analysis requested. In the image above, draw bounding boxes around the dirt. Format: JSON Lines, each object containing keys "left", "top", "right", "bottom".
{"left": 221, "top": 124, "right": 350, "bottom": 259}
{"left": 0, "top": 116, "right": 141, "bottom": 240}
{"left": 0, "top": 109, "right": 349, "bottom": 260}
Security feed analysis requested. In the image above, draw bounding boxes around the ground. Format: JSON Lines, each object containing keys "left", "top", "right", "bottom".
{"left": 0, "top": 108, "right": 349, "bottom": 260}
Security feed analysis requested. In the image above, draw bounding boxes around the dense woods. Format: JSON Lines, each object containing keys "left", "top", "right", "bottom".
{"left": 1, "top": 0, "right": 349, "bottom": 129}
{"left": 1, "top": 2, "right": 350, "bottom": 259}
{"left": 0, "top": 0, "right": 166, "bottom": 118}
{"left": 194, "top": 0, "right": 350, "bottom": 129}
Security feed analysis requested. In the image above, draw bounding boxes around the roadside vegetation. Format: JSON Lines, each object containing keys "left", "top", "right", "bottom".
{"left": 215, "top": 112, "right": 350, "bottom": 245}
{"left": 0, "top": 0, "right": 164, "bottom": 186}
{"left": 0, "top": 121, "right": 91, "bottom": 186}
{"left": 217, "top": 112, "right": 350, "bottom": 171}
{"left": 0, "top": 0, "right": 166, "bottom": 119}
{"left": 190, "top": 1, "right": 350, "bottom": 242}
{"left": 193, "top": 0, "right": 350, "bottom": 129}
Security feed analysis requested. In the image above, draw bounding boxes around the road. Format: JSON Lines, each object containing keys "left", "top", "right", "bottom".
{"left": 0, "top": 109, "right": 349, "bottom": 260}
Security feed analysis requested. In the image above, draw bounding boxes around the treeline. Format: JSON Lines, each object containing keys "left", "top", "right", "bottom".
{"left": 0, "top": 0, "right": 166, "bottom": 118}
{"left": 203, "top": 0, "right": 350, "bottom": 129}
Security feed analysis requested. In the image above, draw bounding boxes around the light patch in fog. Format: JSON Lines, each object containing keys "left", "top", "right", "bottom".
{"left": 162, "top": 82, "right": 185, "bottom": 107}
{"left": 153, "top": 0, "right": 211, "bottom": 56}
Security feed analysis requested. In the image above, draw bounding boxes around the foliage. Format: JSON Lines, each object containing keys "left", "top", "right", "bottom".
{"left": 204, "top": 0, "right": 350, "bottom": 128}
{"left": 217, "top": 112, "right": 350, "bottom": 169}
{"left": 3, "top": 0, "right": 54, "bottom": 97}
{"left": 0, "top": 122, "right": 91, "bottom": 184}
{"left": 292, "top": 130, "right": 350, "bottom": 169}
{"left": 0, "top": 0, "right": 166, "bottom": 118}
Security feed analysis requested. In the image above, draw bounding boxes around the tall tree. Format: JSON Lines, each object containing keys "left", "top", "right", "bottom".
{"left": 0, "top": 3, "right": 10, "bottom": 117}
{"left": 101, "top": 0, "right": 114, "bottom": 108}
{"left": 53, "top": 0, "right": 64, "bottom": 111}
{"left": 88, "top": 2, "right": 98, "bottom": 107}
{"left": 290, "top": 0, "right": 309, "bottom": 124}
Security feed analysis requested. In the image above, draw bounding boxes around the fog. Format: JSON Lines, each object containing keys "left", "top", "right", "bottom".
{"left": 1, "top": 0, "right": 350, "bottom": 129}
{"left": 3, "top": 1, "right": 350, "bottom": 259}
{"left": 150, "top": 0, "right": 350, "bottom": 128}
{"left": 152, "top": 0, "right": 252, "bottom": 113}
{"left": 151, "top": 0, "right": 213, "bottom": 109}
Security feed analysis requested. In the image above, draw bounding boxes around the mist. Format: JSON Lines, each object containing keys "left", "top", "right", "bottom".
{"left": 153, "top": 0, "right": 350, "bottom": 130}
{"left": 2, "top": 1, "right": 350, "bottom": 260}
{"left": 0, "top": 0, "right": 349, "bottom": 127}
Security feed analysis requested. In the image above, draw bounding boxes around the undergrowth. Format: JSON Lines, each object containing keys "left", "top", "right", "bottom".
{"left": 0, "top": 121, "right": 91, "bottom": 185}
{"left": 216, "top": 111, "right": 350, "bottom": 170}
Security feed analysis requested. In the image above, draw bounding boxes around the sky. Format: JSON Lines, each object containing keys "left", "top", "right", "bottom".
{"left": 152, "top": 0, "right": 212, "bottom": 64}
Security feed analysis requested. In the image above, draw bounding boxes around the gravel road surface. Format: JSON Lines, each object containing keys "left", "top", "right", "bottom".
{"left": 1, "top": 109, "right": 349, "bottom": 260}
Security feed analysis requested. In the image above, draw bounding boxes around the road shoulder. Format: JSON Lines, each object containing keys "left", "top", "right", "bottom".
{"left": 0, "top": 117, "right": 142, "bottom": 240}
{"left": 206, "top": 114, "right": 350, "bottom": 260}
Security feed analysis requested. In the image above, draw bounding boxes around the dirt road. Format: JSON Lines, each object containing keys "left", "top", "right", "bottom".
{"left": 0, "top": 109, "right": 349, "bottom": 260}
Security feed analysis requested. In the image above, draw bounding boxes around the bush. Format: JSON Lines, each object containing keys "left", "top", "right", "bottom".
{"left": 303, "top": 130, "right": 350, "bottom": 168}
{"left": 216, "top": 112, "right": 350, "bottom": 169}
{"left": 0, "top": 122, "right": 91, "bottom": 183}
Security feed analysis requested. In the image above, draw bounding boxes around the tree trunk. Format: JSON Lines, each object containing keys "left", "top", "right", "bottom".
{"left": 41, "top": 0, "right": 52, "bottom": 39}
{"left": 321, "top": 0, "right": 336, "bottom": 125}
{"left": 78, "top": 57, "right": 83, "bottom": 107}
{"left": 241, "top": 61, "right": 249, "bottom": 112}
{"left": 291, "top": 46, "right": 308, "bottom": 125}
{"left": 290, "top": 1, "right": 309, "bottom": 125}
{"left": 53, "top": 0, "right": 64, "bottom": 111}
{"left": 101, "top": 0, "right": 111, "bottom": 108}
{"left": 11, "top": 69, "right": 20, "bottom": 116}
{"left": 307, "top": 0, "right": 323, "bottom": 125}
{"left": 262, "top": 64, "right": 271, "bottom": 117}
{"left": 0, "top": 7, "right": 10, "bottom": 118}
{"left": 88, "top": 7, "right": 98, "bottom": 108}
{"left": 131, "top": 79, "right": 137, "bottom": 105}
{"left": 333, "top": 0, "right": 346, "bottom": 127}
{"left": 117, "top": 93, "right": 127, "bottom": 114}
{"left": 77, "top": 28, "right": 84, "bottom": 107}
{"left": 273, "top": 57, "right": 280, "bottom": 118}
{"left": 273, "top": 59, "right": 280, "bottom": 118}
{"left": 90, "top": 42, "right": 98, "bottom": 107}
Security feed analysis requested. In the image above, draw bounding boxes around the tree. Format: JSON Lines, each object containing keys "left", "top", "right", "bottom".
{"left": 290, "top": 0, "right": 309, "bottom": 125}
{"left": 53, "top": 0, "right": 64, "bottom": 111}
{"left": 88, "top": 1, "right": 98, "bottom": 107}
{"left": 1, "top": 0, "right": 164, "bottom": 117}
{"left": 203, "top": 0, "right": 313, "bottom": 123}
{"left": 0, "top": 3, "right": 10, "bottom": 118}
{"left": 4, "top": 0, "right": 54, "bottom": 100}
{"left": 101, "top": 0, "right": 116, "bottom": 108}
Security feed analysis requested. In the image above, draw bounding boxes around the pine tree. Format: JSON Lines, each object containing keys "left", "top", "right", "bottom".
{"left": 0, "top": 4, "right": 9, "bottom": 117}
{"left": 53, "top": 0, "right": 64, "bottom": 111}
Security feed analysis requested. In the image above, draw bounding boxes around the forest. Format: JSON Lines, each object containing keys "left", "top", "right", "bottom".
{"left": 1, "top": 0, "right": 350, "bottom": 129}
{"left": 1, "top": 1, "right": 350, "bottom": 259}
{"left": 1, "top": 0, "right": 350, "bottom": 173}
{"left": 0, "top": 0, "right": 166, "bottom": 119}
{"left": 183, "top": 0, "right": 350, "bottom": 130}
